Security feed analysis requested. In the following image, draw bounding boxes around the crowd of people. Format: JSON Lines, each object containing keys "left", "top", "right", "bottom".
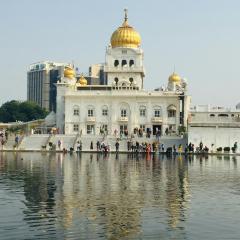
{"left": 84, "top": 139, "right": 238, "bottom": 155}
{"left": 77, "top": 138, "right": 185, "bottom": 155}
{"left": 1, "top": 127, "right": 238, "bottom": 155}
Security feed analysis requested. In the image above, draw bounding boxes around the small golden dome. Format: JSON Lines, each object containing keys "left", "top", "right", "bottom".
{"left": 111, "top": 9, "right": 141, "bottom": 48}
{"left": 168, "top": 72, "right": 181, "bottom": 83}
{"left": 76, "top": 74, "right": 87, "bottom": 86}
{"left": 64, "top": 67, "right": 75, "bottom": 79}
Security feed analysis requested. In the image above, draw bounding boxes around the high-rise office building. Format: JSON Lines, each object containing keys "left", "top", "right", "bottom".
{"left": 27, "top": 61, "right": 69, "bottom": 112}
{"left": 88, "top": 64, "right": 106, "bottom": 85}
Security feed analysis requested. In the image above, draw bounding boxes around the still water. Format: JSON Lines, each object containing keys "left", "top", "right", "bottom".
{"left": 0, "top": 152, "right": 239, "bottom": 240}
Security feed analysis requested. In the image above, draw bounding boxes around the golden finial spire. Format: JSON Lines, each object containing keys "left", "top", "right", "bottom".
{"left": 124, "top": 8, "right": 128, "bottom": 21}
{"left": 122, "top": 8, "right": 129, "bottom": 26}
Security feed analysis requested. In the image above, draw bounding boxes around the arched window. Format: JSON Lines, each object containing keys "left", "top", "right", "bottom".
{"left": 121, "top": 109, "right": 127, "bottom": 117}
{"left": 129, "top": 77, "right": 134, "bottom": 85}
{"left": 114, "top": 77, "right": 119, "bottom": 85}
{"left": 87, "top": 105, "right": 94, "bottom": 117}
{"left": 114, "top": 60, "right": 119, "bottom": 67}
{"left": 210, "top": 114, "right": 215, "bottom": 117}
{"left": 119, "top": 102, "right": 130, "bottom": 119}
{"left": 218, "top": 114, "right": 229, "bottom": 117}
{"left": 153, "top": 106, "right": 162, "bottom": 117}
{"left": 102, "top": 105, "right": 108, "bottom": 116}
{"left": 167, "top": 105, "right": 176, "bottom": 117}
{"left": 122, "top": 60, "right": 127, "bottom": 67}
{"left": 139, "top": 106, "right": 146, "bottom": 117}
{"left": 129, "top": 59, "right": 134, "bottom": 67}
{"left": 73, "top": 105, "right": 79, "bottom": 116}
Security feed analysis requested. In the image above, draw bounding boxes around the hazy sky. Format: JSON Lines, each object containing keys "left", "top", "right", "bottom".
{"left": 0, "top": 0, "right": 240, "bottom": 107}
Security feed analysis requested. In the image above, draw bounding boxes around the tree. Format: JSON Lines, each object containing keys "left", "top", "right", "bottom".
{"left": 0, "top": 100, "right": 48, "bottom": 123}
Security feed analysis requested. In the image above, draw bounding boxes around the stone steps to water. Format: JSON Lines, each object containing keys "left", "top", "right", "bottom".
{"left": 19, "top": 135, "right": 49, "bottom": 150}
{"left": 48, "top": 134, "right": 76, "bottom": 150}
{"left": 1, "top": 134, "right": 24, "bottom": 150}
{"left": 0, "top": 134, "right": 187, "bottom": 152}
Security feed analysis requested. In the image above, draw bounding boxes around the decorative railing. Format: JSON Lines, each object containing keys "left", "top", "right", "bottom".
{"left": 86, "top": 117, "right": 96, "bottom": 122}
{"left": 190, "top": 116, "right": 240, "bottom": 124}
{"left": 104, "top": 66, "right": 144, "bottom": 73}
{"left": 151, "top": 117, "right": 162, "bottom": 123}
{"left": 118, "top": 117, "right": 128, "bottom": 122}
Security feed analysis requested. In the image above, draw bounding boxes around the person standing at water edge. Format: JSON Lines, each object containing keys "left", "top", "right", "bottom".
{"left": 115, "top": 141, "right": 119, "bottom": 153}
{"left": 234, "top": 142, "right": 238, "bottom": 153}
{"left": 97, "top": 141, "right": 100, "bottom": 151}
{"left": 58, "top": 139, "right": 61, "bottom": 150}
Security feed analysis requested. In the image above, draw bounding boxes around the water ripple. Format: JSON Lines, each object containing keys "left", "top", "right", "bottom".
{"left": 0, "top": 153, "right": 240, "bottom": 239}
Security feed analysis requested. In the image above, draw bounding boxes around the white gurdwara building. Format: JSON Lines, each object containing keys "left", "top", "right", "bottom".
{"left": 56, "top": 11, "right": 191, "bottom": 137}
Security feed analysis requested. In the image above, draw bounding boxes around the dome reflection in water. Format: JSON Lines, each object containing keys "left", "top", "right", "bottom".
{"left": 0, "top": 152, "right": 239, "bottom": 239}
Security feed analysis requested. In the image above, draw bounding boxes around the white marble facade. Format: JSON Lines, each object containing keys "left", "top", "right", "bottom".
{"left": 188, "top": 105, "right": 240, "bottom": 149}
{"left": 57, "top": 88, "right": 190, "bottom": 136}
{"left": 56, "top": 12, "right": 191, "bottom": 137}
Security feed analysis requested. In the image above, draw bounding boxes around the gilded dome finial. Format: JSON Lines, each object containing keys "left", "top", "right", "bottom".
{"left": 64, "top": 66, "right": 75, "bottom": 79}
{"left": 110, "top": 9, "right": 141, "bottom": 48}
{"left": 124, "top": 8, "right": 128, "bottom": 21}
{"left": 123, "top": 8, "right": 129, "bottom": 27}
{"left": 168, "top": 72, "right": 181, "bottom": 83}
{"left": 77, "top": 73, "right": 87, "bottom": 86}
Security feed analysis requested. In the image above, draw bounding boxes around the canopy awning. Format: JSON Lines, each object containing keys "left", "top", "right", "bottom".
{"left": 167, "top": 105, "right": 177, "bottom": 111}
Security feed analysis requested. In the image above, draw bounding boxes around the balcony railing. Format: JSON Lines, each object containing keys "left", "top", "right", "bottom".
{"left": 118, "top": 117, "right": 128, "bottom": 122}
{"left": 190, "top": 116, "right": 240, "bottom": 124}
{"left": 151, "top": 117, "right": 162, "bottom": 123}
{"left": 86, "top": 117, "right": 96, "bottom": 122}
{"left": 104, "top": 66, "right": 144, "bottom": 73}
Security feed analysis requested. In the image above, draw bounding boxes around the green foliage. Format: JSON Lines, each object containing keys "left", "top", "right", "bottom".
{"left": 178, "top": 125, "right": 186, "bottom": 134}
{"left": 0, "top": 100, "right": 48, "bottom": 123}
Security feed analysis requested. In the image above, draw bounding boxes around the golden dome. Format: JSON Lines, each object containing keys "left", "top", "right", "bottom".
{"left": 168, "top": 72, "right": 181, "bottom": 83}
{"left": 76, "top": 74, "right": 87, "bottom": 86}
{"left": 64, "top": 67, "right": 75, "bottom": 79}
{"left": 111, "top": 9, "right": 141, "bottom": 48}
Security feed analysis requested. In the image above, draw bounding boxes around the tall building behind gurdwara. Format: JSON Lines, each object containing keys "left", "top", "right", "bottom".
{"left": 55, "top": 10, "right": 191, "bottom": 136}
{"left": 27, "top": 61, "right": 70, "bottom": 112}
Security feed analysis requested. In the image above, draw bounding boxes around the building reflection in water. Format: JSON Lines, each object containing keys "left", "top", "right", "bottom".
{"left": 164, "top": 155, "right": 190, "bottom": 229}
{"left": 50, "top": 152, "right": 191, "bottom": 238}
{"left": 1, "top": 152, "right": 239, "bottom": 239}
